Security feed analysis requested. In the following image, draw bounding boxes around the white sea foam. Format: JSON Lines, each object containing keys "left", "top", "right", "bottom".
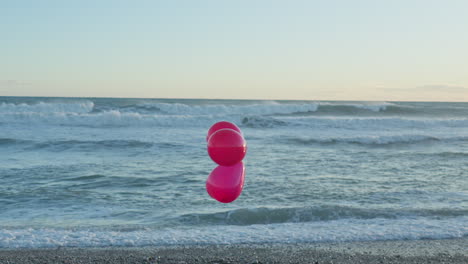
{"left": 154, "top": 102, "right": 319, "bottom": 115}
{"left": 0, "top": 110, "right": 221, "bottom": 127}
{"left": 0, "top": 217, "right": 466, "bottom": 248}
{"left": 0, "top": 101, "right": 94, "bottom": 114}
{"left": 140, "top": 101, "right": 399, "bottom": 115}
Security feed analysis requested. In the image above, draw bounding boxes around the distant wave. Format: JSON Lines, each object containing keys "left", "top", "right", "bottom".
{"left": 315, "top": 101, "right": 396, "bottom": 113}
{"left": 241, "top": 116, "right": 289, "bottom": 128}
{"left": 176, "top": 206, "right": 468, "bottom": 226}
{"left": 0, "top": 138, "right": 32, "bottom": 146}
{"left": 0, "top": 101, "right": 94, "bottom": 114}
{"left": 2, "top": 110, "right": 468, "bottom": 130}
{"left": 242, "top": 115, "right": 468, "bottom": 129}
{"left": 61, "top": 174, "right": 160, "bottom": 189}
{"left": 30, "top": 139, "right": 156, "bottom": 151}
{"left": 132, "top": 101, "right": 401, "bottom": 116}
{"left": 432, "top": 151, "right": 468, "bottom": 158}
{"left": 118, "top": 103, "right": 163, "bottom": 114}
{"left": 2, "top": 100, "right": 468, "bottom": 129}
{"left": 0, "top": 110, "right": 222, "bottom": 127}
{"left": 2, "top": 100, "right": 468, "bottom": 118}
{"left": 283, "top": 134, "right": 468, "bottom": 146}
{"left": 125, "top": 101, "right": 468, "bottom": 116}
{"left": 0, "top": 100, "right": 403, "bottom": 117}
{"left": 1, "top": 139, "right": 182, "bottom": 151}
{"left": 153, "top": 101, "right": 320, "bottom": 115}
{"left": 0, "top": 138, "right": 19, "bottom": 145}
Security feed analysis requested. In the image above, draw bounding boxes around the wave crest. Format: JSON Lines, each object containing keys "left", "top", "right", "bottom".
{"left": 176, "top": 206, "right": 468, "bottom": 226}
{"left": 153, "top": 102, "right": 319, "bottom": 116}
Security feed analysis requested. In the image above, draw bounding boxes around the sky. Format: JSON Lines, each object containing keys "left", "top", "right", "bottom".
{"left": 1, "top": 0, "right": 467, "bottom": 101}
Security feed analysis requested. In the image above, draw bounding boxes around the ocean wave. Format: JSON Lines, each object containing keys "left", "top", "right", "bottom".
{"left": 2, "top": 110, "right": 468, "bottom": 133}
{"left": 2, "top": 100, "right": 468, "bottom": 130}
{"left": 0, "top": 138, "right": 32, "bottom": 146}
{"left": 153, "top": 101, "right": 320, "bottom": 116}
{"left": 63, "top": 174, "right": 107, "bottom": 181}
{"left": 26, "top": 139, "right": 182, "bottom": 151}
{"left": 0, "top": 139, "right": 183, "bottom": 151}
{"left": 120, "top": 103, "right": 162, "bottom": 114}
{"left": 241, "top": 116, "right": 289, "bottom": 128}
{"left": 130, "top": 101, "right": 463, "bottom": 116}
{"left": 0, "top": 101, "right": 94, "bottom": 114}
{"left": 62, "top": 175, "right": 159, "bottom": 189}
{"left": 132, "top": 101, "right": 401, "bottom": 116}
{"left": 3, "top": 110, "right": 468, "bottom": 130}
{"left": 307, "top": 116, "right": 468, "bottom": 129}
{"left": 316, "top": 102, "right": 396, "bottom": 113}
{"left": 8, "top": 101, "right": 397, "bottom": 117}
{"left": 31, "top": 139, "right": 154, "bottom": 151}
{"left": 1, "top": 216, "right": 466, "bottom": 248}
{"left": 283, "top": 134, "right": 468, "bottom": 146}
{"left": 432, "top": 151, "right": 468, "bottom": 158}
{"left": 2, "top": 100, "right": 468, "bottom": 119}
{"left": 0, "top": 138, "right": 20, "bottom": 145}
{"left": 240, "top": 115, "right": 468, "bottom": 130}
{"left": 176, "top": 206, "right": 468, "bottom": 226}
{"left": 0, "top": 110, "right": 221, "bottom": 127}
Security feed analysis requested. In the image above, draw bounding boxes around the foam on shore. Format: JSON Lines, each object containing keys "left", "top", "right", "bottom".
{"left": 1, "top": 216, "right": 467, "bottom": 248}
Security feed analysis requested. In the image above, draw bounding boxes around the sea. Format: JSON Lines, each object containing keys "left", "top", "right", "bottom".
{"left": 0, "top": 97, "right": 467, "bottom": 248}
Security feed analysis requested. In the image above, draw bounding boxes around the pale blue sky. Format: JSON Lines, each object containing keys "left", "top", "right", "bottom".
{"left": 1, "top": 0, "right": 467, "bottom": 101}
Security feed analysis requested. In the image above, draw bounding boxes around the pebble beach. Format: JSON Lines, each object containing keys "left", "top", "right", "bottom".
{"left": 1, "top": 238, "right": 467, "bottom": 264}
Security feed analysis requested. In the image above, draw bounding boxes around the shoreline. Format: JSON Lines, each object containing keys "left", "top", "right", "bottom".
{"left": 1, "top": 238, "right": 467, "bottom": 264}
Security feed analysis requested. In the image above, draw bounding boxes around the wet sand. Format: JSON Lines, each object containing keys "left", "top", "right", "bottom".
{"left": 0, "top": 238, "right": 467, "bottom": 263}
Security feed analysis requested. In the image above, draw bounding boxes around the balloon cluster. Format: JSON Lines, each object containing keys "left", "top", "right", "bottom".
{"left": 205, "top": 121, "right": 247, "bottom": 203}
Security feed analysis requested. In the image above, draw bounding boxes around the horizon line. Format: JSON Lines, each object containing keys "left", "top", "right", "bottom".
{"left": 0, "top": 95, "right": 468, "bottom": 103}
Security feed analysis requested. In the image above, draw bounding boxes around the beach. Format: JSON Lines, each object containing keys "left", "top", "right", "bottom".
{"left": 1, "top": 238, "right": 467, "bottom": 264}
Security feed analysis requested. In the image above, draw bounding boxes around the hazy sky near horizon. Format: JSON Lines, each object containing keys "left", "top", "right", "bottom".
{"left": 1, "top": 0, "right": 467, "bottom": 101}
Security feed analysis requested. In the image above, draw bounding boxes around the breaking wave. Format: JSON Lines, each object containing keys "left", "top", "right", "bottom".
{"left": 154, "top": 101, "right": 320, "bottom": 115}
{"left": 2, "top": 100, "right": 468, "bottom": 129}
{"left": 0, "top": 101, "right": 94, "bottom": 114}
{"left": 2, "top": 110, "right": 468, "bottom": 129}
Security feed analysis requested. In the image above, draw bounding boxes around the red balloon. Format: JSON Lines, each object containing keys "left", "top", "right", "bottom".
{"left": 206, "top": 162, "right": 245, "bottom": 203}
{"left": 207, "top": 128, "right": 247, "bottom": 166}
{"left": 206, "top": 121, "right": 242, "bottom": 142}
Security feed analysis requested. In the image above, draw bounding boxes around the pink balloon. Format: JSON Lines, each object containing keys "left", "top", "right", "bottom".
{"left": 206, "top": 121, "right": 242, "bottom": 142}
{"left": 206, "top": 162, "right": 245, "bottom": 203}
{"left": 207, "top": 128, "right": 247, "bottom": 166}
